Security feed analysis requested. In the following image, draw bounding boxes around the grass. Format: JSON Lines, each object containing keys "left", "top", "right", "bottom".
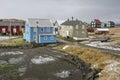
{"left": 0, "top": 64, "right": 18, "bottom": 74}
{"left": 54, "top": 45, "right": 120, "bottom": 80}
{"left": 54, "top": 45, "right": 119, "bottom": 68}
{"left": 0, "top": 37, "right": 29, "bottom": 46}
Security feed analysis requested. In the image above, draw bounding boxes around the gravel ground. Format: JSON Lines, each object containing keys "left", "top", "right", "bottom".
{"left": 0, "top": 47, "right": 84, "bottom": 80}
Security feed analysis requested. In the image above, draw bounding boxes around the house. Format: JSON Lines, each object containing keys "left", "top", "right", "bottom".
{"left": 23, "top": 18, "right": 57, "bottom": 43}
{"left": 106, "top": 21, "right": 115, "bottom": 28}
{"left": 53, "top": 20, "right": 65, "bottom": 35}
{"left": 90, "top": 19, "right": 101, "bottom": 28}
{"left": 95, "top": 28, "right": 109, "bottom": 34}
{"left": 60, "top": 19, "right": 88, "bottom": 40}
{"left": 0, "top": 19, "right": 25, "bottom": 35}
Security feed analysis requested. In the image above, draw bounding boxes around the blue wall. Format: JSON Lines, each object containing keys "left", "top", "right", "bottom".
{"left": 23, "top": 24, "right": 57, "bottom": 43}
{"left": 39, "top": 35, "right": 56, "bottom": 43}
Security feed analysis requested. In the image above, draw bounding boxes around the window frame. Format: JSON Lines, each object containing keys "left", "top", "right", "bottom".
{"left": 41, "top": 27, "right": 44, "bottom": 32}
{"left": 44, "top": 35, "right": 47, "bottom": 40}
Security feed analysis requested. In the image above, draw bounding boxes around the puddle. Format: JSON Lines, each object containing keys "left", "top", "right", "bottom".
{"left": 31, "top": 55, "right": 56, "bottom": 64}
{"left": 18, "top": 67, "right": 27, "bottom": 76}
{"left": 55, "top": 70, "right": 71, "bottom": 78}
{"left": 8, "top": 57, "right": 24, "bottom": 64}
{"left": 0, "top": 51, "right": 23, "bottom": 56}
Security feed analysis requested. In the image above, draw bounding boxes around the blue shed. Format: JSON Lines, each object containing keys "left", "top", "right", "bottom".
{"left": 23, "top": 18, "right": 57, "bottom": 43}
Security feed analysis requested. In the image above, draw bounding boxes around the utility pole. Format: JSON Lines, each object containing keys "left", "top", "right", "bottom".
{"left": 36, "top": 21, "right": 39, "bottom": 43}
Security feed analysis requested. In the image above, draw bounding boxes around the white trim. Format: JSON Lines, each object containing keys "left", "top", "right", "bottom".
{"left": 73, "top": 37, "right": 89, "bottom": 40}
{"left": 39, "top": 34, "right": 56, "bottom": 36}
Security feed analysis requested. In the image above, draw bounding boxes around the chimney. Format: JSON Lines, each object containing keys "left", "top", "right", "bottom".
{"left": 72, "top": 16, "right": 74, "bottom": 21}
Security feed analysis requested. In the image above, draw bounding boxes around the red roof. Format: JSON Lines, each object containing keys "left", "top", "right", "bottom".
{"left": 94, "top": 19, "right": 101, "bottom": 23}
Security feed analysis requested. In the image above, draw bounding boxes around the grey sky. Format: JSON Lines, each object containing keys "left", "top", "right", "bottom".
{"left": 0, "top": 0, "right": 120, "bottom": 23}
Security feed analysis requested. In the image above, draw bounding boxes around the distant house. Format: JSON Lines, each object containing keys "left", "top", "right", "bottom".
{"left": 91, "top": 19, "right": 101, "bottom": 28}
{"left": 0, "top": 19, "right": 25, "bottom": 35}
{"left": 53, "top": 20, "right": 65, "bottom": 35}
{"left": 60, "top": 19, "right": 88, "bottom": 40}
{"left": 23, "top": 18, "right": 57, "bottom": 43}
{"left": 106, "top": 21, "right": 115, "bottom": 28}
{"left": 95, "top": 28, "right": 109, "bottom": 34}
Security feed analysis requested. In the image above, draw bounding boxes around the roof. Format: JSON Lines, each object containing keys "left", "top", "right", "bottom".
{"left": 0, "top": 20, "right": 25, "bottom": 26}
{"left": 28, "top": 18, "right": 53, "bottom": 27}
{"left": 61, "top": 20, "right": 82, "bottom": 26}
{"left": 96, "top": 28, "right": 109, "bottom": 31}
{"left": 94, "top": 19, "right": 101, "bottom": 23}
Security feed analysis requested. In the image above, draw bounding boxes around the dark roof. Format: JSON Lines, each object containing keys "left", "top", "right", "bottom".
{"left": 61, "top": 20, "right": 81, "bottom": 26}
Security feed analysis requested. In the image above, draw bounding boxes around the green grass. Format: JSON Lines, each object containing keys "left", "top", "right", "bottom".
{"left": 0, "top": 64, "right": 18, "bottom": 74}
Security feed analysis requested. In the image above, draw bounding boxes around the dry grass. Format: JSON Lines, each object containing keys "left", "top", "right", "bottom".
{"left": 54, "top": 45, "right": 120, "bottom": 80}
{"left": 0, "top": 38, "right": 28, "bottom": 46}
{"left": 54, "top": 45, "right": 119, "bottom": 67}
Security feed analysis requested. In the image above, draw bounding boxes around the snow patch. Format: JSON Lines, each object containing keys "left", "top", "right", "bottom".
{"left": 63, "top": 45, "right": 69, "bottom": 50}
{"left": 99, "top": 60, "right": 120, "bottom": 80}
{"left": 31, "top": 56, "right": 55, "bottom": 64}
{"left": 18, "top": 67, "right": 27, "bottom": 76}
{"left": 55, "top": 71, "right": 71, "bottom": 78}
{"left": 9, "top": 57, "right": 24, "bottom": 64}
{"left": 86, "top": 42, "right": 120, "bottom": 51}
{"left": 0, "top": 36, "right": 17, "bottom": 41}
{"left": 0, "top": 51, "right": 23, "bottom": 56}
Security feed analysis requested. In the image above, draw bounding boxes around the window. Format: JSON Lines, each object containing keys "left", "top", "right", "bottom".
{"left": 47, "top": 27, "right": 50, "bottom": 32}
{"left": 82, "top": 31, "right": 85, "bottom": 34}
{"left": 76, "top": 25, "right": 79, "bottom": 29}
{"left": 82, "top": 25, "right": 85, "bottom": 29}
{"left": 33, "top": 27, "right": 36, "bottom": 32}
{"left": 44, "top": 36, "right": 47, "bottom": 40}
{"left": 50, "top": 36, "right": 54, "bottom": 40}
{"left": 2, "top": 28, "right": 5, "bottom": 33}
{"left": 41, "top": 27, "right": 44, "bottom": 32}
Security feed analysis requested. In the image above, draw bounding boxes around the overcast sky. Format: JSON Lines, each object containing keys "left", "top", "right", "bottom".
{"left": 0, "top": 0, "right": 120, "bottom": 23}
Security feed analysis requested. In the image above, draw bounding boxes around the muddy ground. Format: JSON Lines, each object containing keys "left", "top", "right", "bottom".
{"left": 0, "top": 47, "right": 86, "bottom": 80}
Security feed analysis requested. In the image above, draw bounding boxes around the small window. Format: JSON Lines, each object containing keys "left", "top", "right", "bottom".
{"left": 47, "top": 27, "right": 50, "bottom": 32}
{"left": 50, "top": 36, "right": 54, "bottom": 40}
{"left": 2, "top": 28, "right": 6, "bottom": 33}
{"left": 33, "top": 28, "right": 36, "bottom": 32}
{"left": 44, "top": 36, "right": 47, "bottom": 40}
{"left": 41, "top": 27, "right": 44, "bottom": 32}
{"left": 76, "top": 25, "right": 79, "bottom": 29}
